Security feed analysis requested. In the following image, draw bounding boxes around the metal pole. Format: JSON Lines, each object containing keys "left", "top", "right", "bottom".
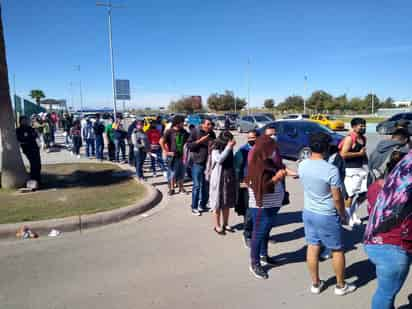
{"left": 247, "top": 58, "right": 250, "bottom": 115}
{"left": 108, "top": 6, "right": 118, "bottom": 119}
{"left": 79, "top": 79, "right": 84, "bottom": 112}
{"left": 304, "top": 75, "right": 307, "bottom": 114}
{"left": 371, "top": 92, "right": 374, "bottom": 115}
{"left": 13, "top": 73, "right": 17, "bottom": 126}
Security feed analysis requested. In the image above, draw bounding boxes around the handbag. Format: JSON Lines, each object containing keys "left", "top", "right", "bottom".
{"left": 282, "top": 191, "right": 290, "bottom": 206}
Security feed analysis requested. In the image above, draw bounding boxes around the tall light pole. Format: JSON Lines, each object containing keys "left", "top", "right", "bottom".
{"left": 304, "top": 75, "right": 308, "bottom": 114}
{"left": 247, "top": 58, "right": 251, "bottom": 115}
{"left": 97, "top": 1, "right": 123, "bottom": 120}
{"left": 74, "top": 65, "right": 84, "bottom": 112}
{"left": 371, "top": 91, "right": 375, "bottom": 115}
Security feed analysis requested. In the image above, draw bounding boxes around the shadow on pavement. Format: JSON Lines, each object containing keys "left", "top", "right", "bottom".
{"left": 270, "top": 227, "right": 305, "bottom": 243}
{"left": 275, "top": 211, "right": 302, "bottom": 227}
{"left": 324, "top": 259, "right": 376, "bottom": 289}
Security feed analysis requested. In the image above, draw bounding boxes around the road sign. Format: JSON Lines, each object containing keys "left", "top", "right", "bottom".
{"left": 115, "top": 79, "right": 130, "bottom": 100}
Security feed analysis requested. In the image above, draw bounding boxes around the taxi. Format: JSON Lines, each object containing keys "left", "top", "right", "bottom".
{"left": 310, "top": 114, "right": 345, "bottom": 131}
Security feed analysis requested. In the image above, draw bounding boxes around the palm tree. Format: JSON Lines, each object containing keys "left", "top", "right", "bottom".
{"left": 29, "top": 89, "right": 45, "bottom": 106}
{"left": 0, "top": 4, "right": 28, "bottom": 188}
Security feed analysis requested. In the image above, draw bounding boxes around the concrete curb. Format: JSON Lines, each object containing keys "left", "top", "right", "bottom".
{"left": 0, "top": 179, "right": 162, "bottom": 240}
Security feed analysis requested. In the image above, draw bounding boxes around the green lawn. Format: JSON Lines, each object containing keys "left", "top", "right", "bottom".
{"left": 0, "top": 163, "right": 145, "bottom": 224}
{"left": 336, "top": 117, "right": 385, "bottom": 123}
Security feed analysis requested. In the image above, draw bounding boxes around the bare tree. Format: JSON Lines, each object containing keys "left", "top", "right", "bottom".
{"left": 0, "top": 5, "right": 27, "bottom": 188}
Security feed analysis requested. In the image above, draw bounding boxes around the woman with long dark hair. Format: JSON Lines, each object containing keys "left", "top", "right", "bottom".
{"left": 246, "top": 135, "right": 287, "bottom": 279}
{"left": 209, "top": 130, "right": 236, "bottom": 235}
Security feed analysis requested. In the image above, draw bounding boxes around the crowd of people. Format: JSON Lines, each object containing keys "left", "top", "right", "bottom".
{"left": 15, "top": 112, "right": 412, "bottom": 308}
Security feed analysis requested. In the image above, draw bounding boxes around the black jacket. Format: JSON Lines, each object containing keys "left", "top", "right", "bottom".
{"left": 186, "top": 128, "right": 216, "bottom": 165}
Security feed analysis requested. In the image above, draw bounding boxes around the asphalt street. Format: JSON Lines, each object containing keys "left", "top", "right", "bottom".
{"left": 0, "top": 132, "right": 411, "bottom": 309}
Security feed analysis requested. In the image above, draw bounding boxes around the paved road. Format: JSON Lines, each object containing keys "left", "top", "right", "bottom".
{"left": 0, "top": 132, "right": 411, "bottom": 309}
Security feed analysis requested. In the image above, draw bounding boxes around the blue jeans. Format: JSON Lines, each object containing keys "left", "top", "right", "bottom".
{"left": 135, "top": 151, "right": 147, "bottom": 179}
{"left": 85, "top": 138, "right": 95, "bottom": 157}
{"left": 114, "top": 139, "right": 126, "bottom": 162}
{"left": 95, "top": 135, "right": 104, "bottom": 160}
{"left": 191, "top": 163, "right": 208, "bottom": 210}
{"left": 250, "top": 207, "right": 281, "bottom": 265}
{"left": 364, "top": 244, "right": 411, "bottom": 309}
{"left": 150, "top": 148, "right": 165, "bottom": 173}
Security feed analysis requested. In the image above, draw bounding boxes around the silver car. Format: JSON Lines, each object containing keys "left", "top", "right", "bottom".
{"left": 237, "top": 115, "right": 272, "bottom": 133}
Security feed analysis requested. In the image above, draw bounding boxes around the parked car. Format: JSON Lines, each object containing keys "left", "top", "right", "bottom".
{"left": 258, "top": 113, "right": 275, "bottom": 121}
{"left": 224, "top": 113, "right": 239, "bottom": 128}
{"left": 259, "top": 120, "right": 344, "bottom": 161}
{"left": 238, "top": 115, "right": 272, "bottom": 133}
{"left": 376, "top": 112, "right": 412, "bottom": 135}
{"left": 280, "top": 114, "right": 310, "bottom": 120}
{"left": 214, "top": 115, "right": 227, "bottom": 130}
{"left": 311, "top": 114, "right": 345, "bottom": 131}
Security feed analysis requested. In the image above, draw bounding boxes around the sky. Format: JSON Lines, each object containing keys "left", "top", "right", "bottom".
{"left": 2, "top": 0, "right": 412, "bottom": 110}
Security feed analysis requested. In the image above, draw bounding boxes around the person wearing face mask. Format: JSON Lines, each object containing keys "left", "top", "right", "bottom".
{"left": 246, "top": 135, "right": 288, "bottom": 279}
{"left": 234, "top": 130, "right": 257, "bottom": 247}
{"left": 339, "top": 118, "right": 368, "bottom": 226}
{"left": 132, "top": 120, "right": 150, "bottom": 181}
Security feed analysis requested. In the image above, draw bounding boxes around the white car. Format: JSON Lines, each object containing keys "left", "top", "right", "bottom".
{"left": 237, "top": 115, "right": 272, "bottom": 133}
{"left": 280, "top": 114, "right": 310, "bottom": 121}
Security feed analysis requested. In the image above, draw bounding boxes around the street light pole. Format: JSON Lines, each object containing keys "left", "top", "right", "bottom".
{"left": 97, "top": 1, "right": 123, "bottom": 120}
{"left": 371, "top": 91, "right": 375, "bottom": 115}
{"left": 247, "top": 58, "right": 251, "bottom": 115}
{"left": 74, "top": 65, "right": 84, "bottom": 112}
{"left": 304, "top": 75, "right": 308, "bottom": 114}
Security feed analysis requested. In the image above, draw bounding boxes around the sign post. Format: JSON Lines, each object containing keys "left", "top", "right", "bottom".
{"left": 115, "top": 79, "right": 131, "bottom": 112}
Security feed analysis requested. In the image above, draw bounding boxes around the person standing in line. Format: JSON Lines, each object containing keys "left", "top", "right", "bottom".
{"left": 146, "top": 120, "right": 166, "bottom": 177}
{"left": 209, "top": 131, "right": 236, "bottom": 234}
{"left": 127, "top": 117, "right": 138, "bottom": 166}
{"left": 340, "top": 118, "right": 368, "bottom": 226}
{"left": 61, "top": 113, "right": 73, "bottom": 147}
{"left": 234, "top": 130, "right": 257, "bottom": 248}
{"left": 159, "top": 115, "right": 189, "bottom": 196}
{"left": 41, "top": 114, "right": 51, "bottom": 151}
{"left": 364, "top": 150, "right": 412, "bottom": 309}
{"left": 245, "top": 135, "right": 287, "bottom": 279}
{"left": 16, "top": 116, "right": 41, "bottom": 184}
{"left": 93, "top": 113, "right": 105, "bottom": 161}
{"left": 112, "top": 118, "right": 127, "bottom": 163}
{"left": 82, "top": 117, "right": 96, "bottom": 158}
{"left": 299, "top": 132, "right": 356, "bottom": 296}
{"left": 131, "top": 120, "right": 150, "bottom": 181}
{"left": 70, "top": 120, "right": 82, "bottom": 158}
{"left": 186, "top": 118, "right": 215, "bottom": 215}
{"left": 104, "top": 117, "right": 115, "bottom": 161}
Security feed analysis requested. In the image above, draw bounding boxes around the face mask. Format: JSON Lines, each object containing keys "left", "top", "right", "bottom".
{"left": 358, "top": 128, "right": 366, "bottom": 135}
{"left": 271, "top": 135, "right": 278, "bottom": 142}
{"left": 248, "top": 141, "right": 255, "bottom": 147}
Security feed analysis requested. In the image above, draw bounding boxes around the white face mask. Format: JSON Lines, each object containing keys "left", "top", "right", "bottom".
{"left": 271, "top": 134, "right": 278, "bottom": 142}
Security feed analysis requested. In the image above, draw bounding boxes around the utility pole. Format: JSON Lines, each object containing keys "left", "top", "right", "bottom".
{"left": 247, "top": 58, "right": 251, "bottom": 115}
{"left": 371, "top": 91, "right": 375, "bottom": 115}
{"left": 13, "top": 73, "right": 17, "bottom": 126}
{"left": 74, "top": 65, "right": 84, "bottom": 112}
{"left": 97, "top": 1, "right": 124, "bottom": 120}
{"left": 304, "top": 75, "right": 308, "bottom": 114}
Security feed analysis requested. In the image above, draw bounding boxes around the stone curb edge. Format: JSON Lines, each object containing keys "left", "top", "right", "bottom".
{"left": 0, "top": 179, "right": 162, "bottom": 240}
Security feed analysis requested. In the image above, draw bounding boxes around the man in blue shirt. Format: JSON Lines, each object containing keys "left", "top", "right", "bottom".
{"left": 299, "top": 132, "right": 355, "bottom": 296}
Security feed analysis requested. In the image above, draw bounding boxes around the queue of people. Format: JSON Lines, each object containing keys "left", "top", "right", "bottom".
{"left": 14, "top": 112, "right": 412, "bottom": 308}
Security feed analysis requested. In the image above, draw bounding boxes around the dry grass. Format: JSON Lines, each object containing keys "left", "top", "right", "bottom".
{"left": 0, "top": 163, "right": 145, "bottom": 224}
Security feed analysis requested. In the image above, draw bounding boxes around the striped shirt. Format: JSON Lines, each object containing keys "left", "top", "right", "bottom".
{"left": 248, "top": 182, "right": 285, "bottom": 208}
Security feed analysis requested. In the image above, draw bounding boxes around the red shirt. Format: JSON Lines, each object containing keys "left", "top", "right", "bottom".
{"left": 146, "top": 129, "right": 161, "bottom": 145}
{"left": 366, "top": 180, "right": 412, "bottom": 252}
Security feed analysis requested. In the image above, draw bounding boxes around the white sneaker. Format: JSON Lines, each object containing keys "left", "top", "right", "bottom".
{"left": 310, "top": 280, "right": 325, "bottom": 294}
{"left": 334, "top": 283, "right": 357, "bottom": 296}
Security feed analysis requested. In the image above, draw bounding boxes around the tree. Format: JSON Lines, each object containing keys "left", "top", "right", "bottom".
{"left": 333, "top": 94, "right": 349, "bottom": 111}
{"left": 276, "top": 96, "right": 304, "bottom": 112}
{"left": 0, "top": 5, "right": 28, "bottom": 188}
{"left": 168, "top": 96, "right": 203, "bottom": 114}
{"left": 380, "top": 97, "right": 395, "bottom": 108}
{"left": 364, "top": 93, "right": 380, "bottom": 113}
{"left": 263, "top": 99, "right": 275, "bottom": 109}
{"left": 307, "top": 90, "right": 334, "bottom": 112}
{"left": 207, "top": 90, "right": 247, "bottom": 111}
{"left": 29, "top": 89, "right": 45, "bottom": 106}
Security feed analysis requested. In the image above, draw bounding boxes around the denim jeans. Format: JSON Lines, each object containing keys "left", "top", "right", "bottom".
{"left": 135, "top": 151, "right": 147, "bottom": 179}
{"left": 365, "top": 244, "right": 412, "bottom": 309}
{"left": 85, "top": 138, "right": 95, "bottom": 157}
{"left": 244, "top": 208, "right": 253, "bottom": 240}
{"left": 95, "top": 135, "right": 104, "bottom": 160}
{"left": 150, "top": 148, "right": 165, "bottom": 173}
{"left": 191, "top": 163, "right": 208, "bottom": 210}
{"left": 114, "top": 139, "right": 126, "bottom": 162}
{"left": 250, "top": 207, "right": 281, "bottom": 265}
